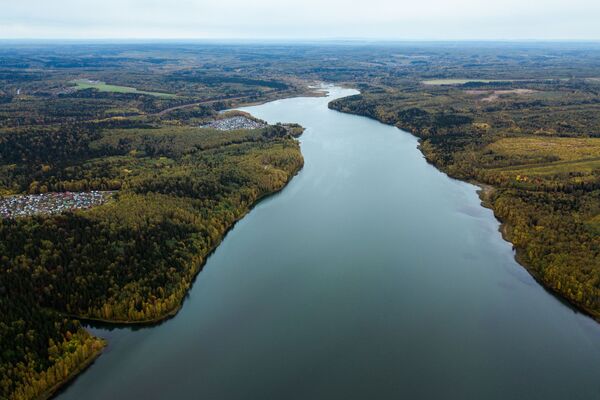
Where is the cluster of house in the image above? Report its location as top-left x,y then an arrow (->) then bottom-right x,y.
202,116 -> 266,131
0,191 -> 114,219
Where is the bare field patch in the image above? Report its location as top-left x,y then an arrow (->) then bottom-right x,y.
465,89 -> 537,102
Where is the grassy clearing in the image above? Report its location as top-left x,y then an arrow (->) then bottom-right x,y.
489,158 -> 600,188
487,137 -> 600,162
485,137 -> 600,185
496,158 -> 600,177
465,89 -> 537,102
72,79 -> 176,98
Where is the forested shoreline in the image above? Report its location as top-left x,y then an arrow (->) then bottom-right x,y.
329,82 -> 600,321
1,103 -> 305,398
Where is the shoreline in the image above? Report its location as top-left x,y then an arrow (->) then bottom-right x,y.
45,132 -> 306,400
39,339 -> 106,400
473,182 -> 600,324
467,178 -> 600,323
71,158 -> 305,328
329,92 -> 600,326
54,88 -> 311,329
67,164 -> 303,328
39,100 -> 307,398
157,82 -> 326,117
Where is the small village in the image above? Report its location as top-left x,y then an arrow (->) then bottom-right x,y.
0,191 -> 114,219
202,116 -> 266,131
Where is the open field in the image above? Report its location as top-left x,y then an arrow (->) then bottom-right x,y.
491,157 -> 600,183
465,89 -> 537,101
73,79 -> 177,98
487,137 -> 600,162
480,137 -> 600,185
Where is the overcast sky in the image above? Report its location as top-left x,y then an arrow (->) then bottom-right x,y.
1,0 -> 599,40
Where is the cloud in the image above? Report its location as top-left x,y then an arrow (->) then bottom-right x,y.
0,0 -> 599,39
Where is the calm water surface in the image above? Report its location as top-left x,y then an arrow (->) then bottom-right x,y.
58,87 -> 600,400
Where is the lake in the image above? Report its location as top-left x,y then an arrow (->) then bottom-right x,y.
57,86 -> 600,400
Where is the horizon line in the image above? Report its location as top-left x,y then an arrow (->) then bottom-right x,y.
1,37 -> 600,44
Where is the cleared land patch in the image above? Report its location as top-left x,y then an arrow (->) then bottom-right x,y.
465,89 -> 537,102
487,137 -> 600,162
72,79 -> 176,98
495,158 -> 600,177
484,137 -> 600,186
